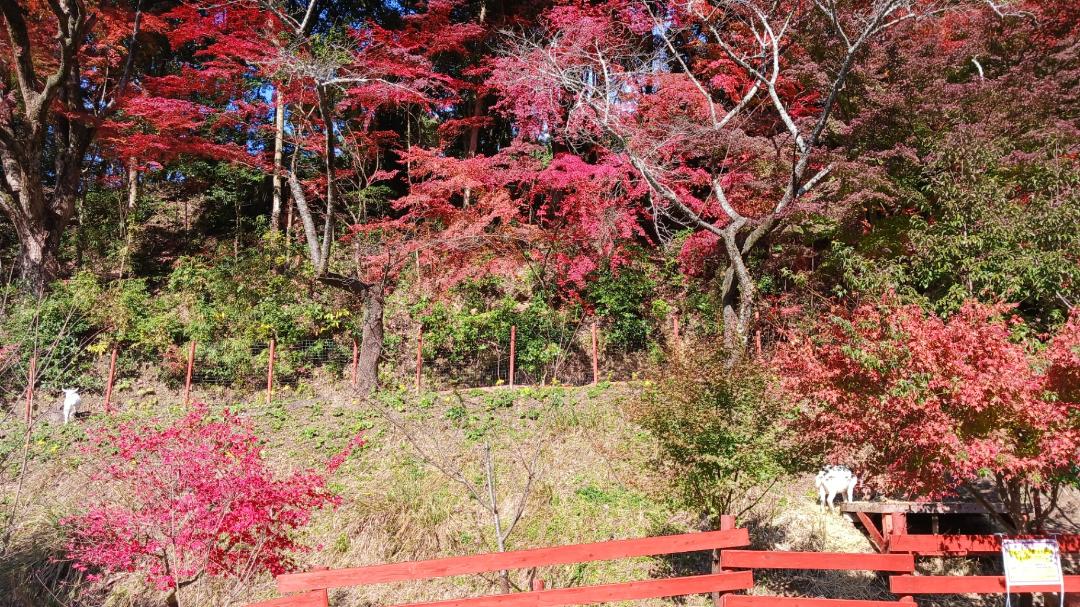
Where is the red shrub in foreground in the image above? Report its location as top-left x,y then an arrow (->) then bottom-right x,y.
776,300 -> 1080,532
63,405 -> 361,604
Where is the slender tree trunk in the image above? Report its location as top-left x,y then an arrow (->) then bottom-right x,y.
120,160 -> 139,279
315,85 -> 335,275
271,89 -> 285,232
356,289 -> 384,395
484,444 -> 512,594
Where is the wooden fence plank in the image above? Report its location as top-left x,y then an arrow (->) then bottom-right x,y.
246,590 -> 329,607
278,529 -> 749,593
387,571 -> 754,607
890,575 -> 1080,594
888,535 -> 1080,556
719,550 -> 914,572
724,596 -> 906,607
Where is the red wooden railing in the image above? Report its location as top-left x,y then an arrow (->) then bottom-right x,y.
717,549 -> 914,607
887,533 -> 1080,599
720,550 -> 914,572
246,528 -> 751,607
724,598 -> 905,607
891,575 -> 1080,594
887,533 -> 1080,556
247,527 -> 1080,607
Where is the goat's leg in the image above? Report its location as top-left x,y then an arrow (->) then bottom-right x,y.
846,480 -> 856,504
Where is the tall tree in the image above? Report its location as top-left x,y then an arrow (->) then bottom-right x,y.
0,1 -> 115,292
491,0 -> 962,357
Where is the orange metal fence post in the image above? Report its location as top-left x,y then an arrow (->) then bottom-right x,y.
183,341 -> 196,405
350,338 -> 359,388
673,316 -> 680,349
415,325 -> 423,393
509,325 -> 516,388
591,323 -> 599,385
266,338 -> 276,405
25,354 -> 36,424
104,347 -> 118,413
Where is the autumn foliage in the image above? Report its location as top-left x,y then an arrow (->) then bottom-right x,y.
63,405 -> 359,602
776,300 -> 1080,531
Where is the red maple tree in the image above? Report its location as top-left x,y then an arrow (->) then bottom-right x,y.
775,299 -> 1080,531
63,405 -> 361,607
488,0 -> 960,355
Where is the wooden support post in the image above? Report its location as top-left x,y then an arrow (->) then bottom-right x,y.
351,338 -> 359,388
266,339 -> 276,405
888,512 -> 907,551
854,511 -> 886,553
183,341 -> 196,405
104,347 -> 118,413
532,579 -> 546,592
590,323 -> 599,385
25,354 -> 36,424
509,325 -> 516,388
890,512 -> 907,535
311,567 -> 329,607
713,515 -> 737,607
415,325 -> 423,393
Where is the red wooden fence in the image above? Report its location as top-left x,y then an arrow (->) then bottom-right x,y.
887,533 -> 1079,599
245,526 -> 1080,607
891,575 -> 1080,594
719,550 -> 914,572
724,597 -> 904,607
388,572 -> 754,607
888,533 -> 1080,556
248,528 -> 750,607
276,529 -> 748,593
717,549 -> 913,607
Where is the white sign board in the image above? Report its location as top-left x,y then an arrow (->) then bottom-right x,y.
1001,538 -> 1063,587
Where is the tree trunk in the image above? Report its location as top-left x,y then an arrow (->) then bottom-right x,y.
15,226 -> 55,296
356,289 -> 384,395
119,160 -> 139,279
271,89 -> 285,232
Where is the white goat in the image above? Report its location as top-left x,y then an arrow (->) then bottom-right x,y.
815,465 -> 857,511
62,388 -> 81,424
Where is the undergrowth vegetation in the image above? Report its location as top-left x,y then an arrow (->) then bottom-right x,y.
0,249 -> 686,396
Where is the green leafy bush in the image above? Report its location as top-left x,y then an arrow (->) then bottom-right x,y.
584,267 -> 654,350
627,352 -> 794,524
416,279 -> 580,382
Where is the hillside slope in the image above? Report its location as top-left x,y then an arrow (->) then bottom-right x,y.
1,380 -> 881,607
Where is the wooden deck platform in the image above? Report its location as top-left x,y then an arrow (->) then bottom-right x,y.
841,501 -> 1010,553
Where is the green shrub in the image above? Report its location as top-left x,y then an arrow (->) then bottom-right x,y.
584,267 -> 653,350
416,278 -> 580,381
628,353 -> 793,525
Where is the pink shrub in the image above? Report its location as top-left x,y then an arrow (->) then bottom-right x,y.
63,405 -> 360,603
